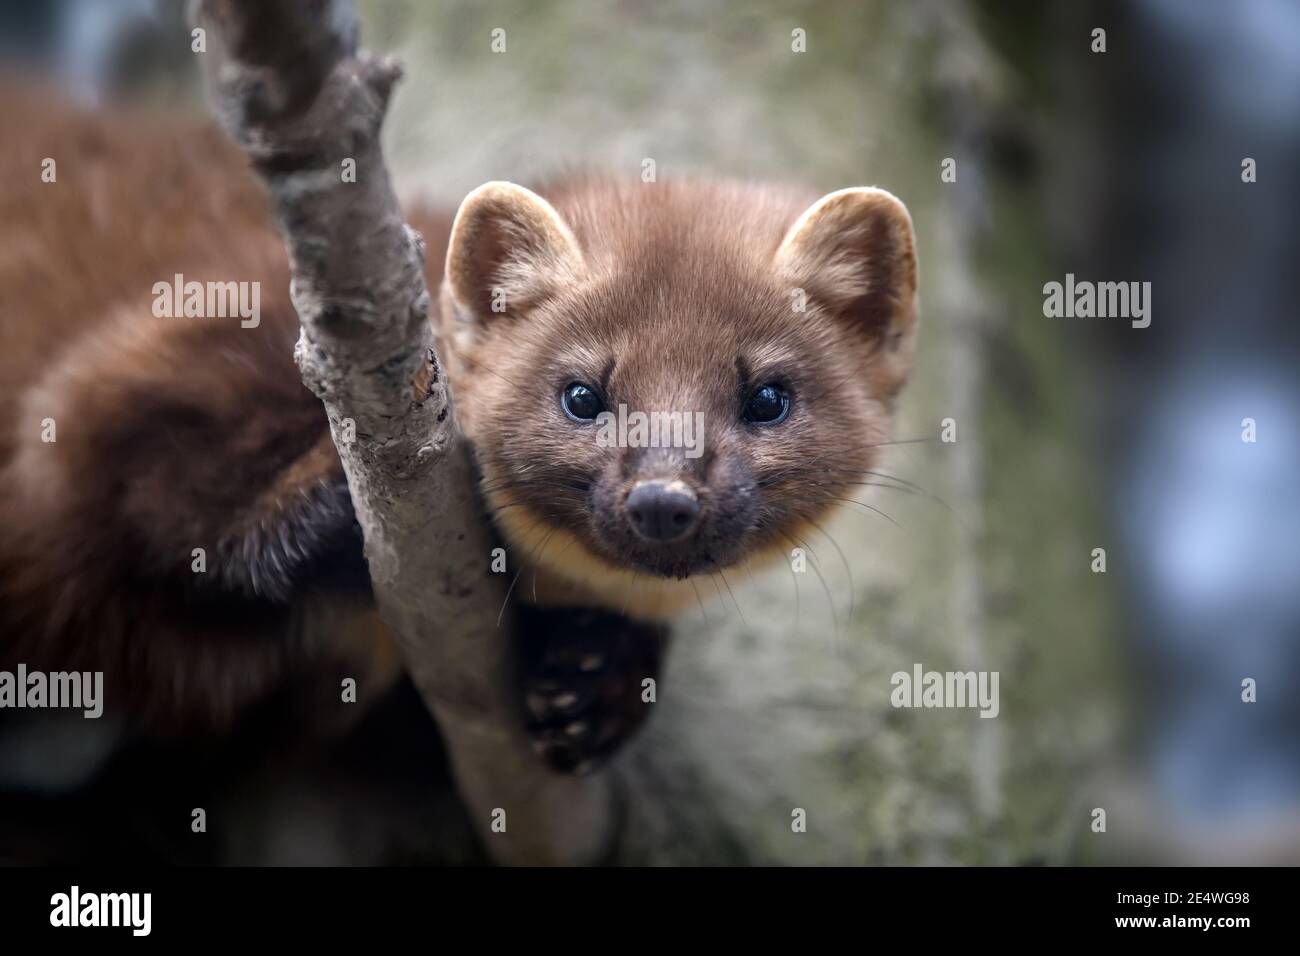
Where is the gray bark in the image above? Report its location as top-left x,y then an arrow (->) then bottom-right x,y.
193,0 -> 612,865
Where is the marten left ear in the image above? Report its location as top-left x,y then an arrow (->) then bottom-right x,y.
774,187 -> 919,389
445,181 -> 585,323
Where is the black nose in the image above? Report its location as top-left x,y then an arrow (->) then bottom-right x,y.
626,480 -> 700,542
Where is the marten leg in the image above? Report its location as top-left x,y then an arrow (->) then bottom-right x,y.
516,605 -> 668,775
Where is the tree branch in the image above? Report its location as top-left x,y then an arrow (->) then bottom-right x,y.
194,0 -> 613,865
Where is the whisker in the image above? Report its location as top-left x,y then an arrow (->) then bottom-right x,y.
800,514 -> 855,628
821,495 -> 902,530
496,567 -> 524,629
534,528 -> 577,604
716,566 -> 746,626
479,476 -> 590,497
493,511 -> 557,628
689,577 -> 710,626
778,527 -> 838,640
441,341 -> 531,394
620,568 -> 642,617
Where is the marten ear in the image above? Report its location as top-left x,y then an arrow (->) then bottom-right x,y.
445,181 -> 585,321
774,187 -> 919,388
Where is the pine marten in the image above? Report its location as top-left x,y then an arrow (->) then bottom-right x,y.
0,86 -> 919,770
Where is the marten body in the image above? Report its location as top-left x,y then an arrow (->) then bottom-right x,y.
0,88 -> 400,728
0,86 -> 918,746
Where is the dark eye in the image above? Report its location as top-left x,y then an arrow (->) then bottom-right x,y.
743,383 -> 790,425
561,382 -> 605,421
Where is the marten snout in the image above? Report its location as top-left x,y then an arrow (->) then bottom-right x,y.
626,479 -> 700,542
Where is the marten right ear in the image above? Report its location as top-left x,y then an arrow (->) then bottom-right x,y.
774,187 -> 919,394
445,181 -> 585,321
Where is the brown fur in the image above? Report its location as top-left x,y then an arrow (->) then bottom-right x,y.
0,85 -> 433,728
0,82 -> 917,727
441,179 -> 918,617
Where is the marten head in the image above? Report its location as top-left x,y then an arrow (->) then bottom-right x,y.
440,178 -> 918,616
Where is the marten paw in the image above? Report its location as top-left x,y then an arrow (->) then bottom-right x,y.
516,605 -> 668,775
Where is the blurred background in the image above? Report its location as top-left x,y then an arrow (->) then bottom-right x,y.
0,0 -> 1296,864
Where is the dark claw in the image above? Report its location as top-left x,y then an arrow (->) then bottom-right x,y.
516,604 -> 669,775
